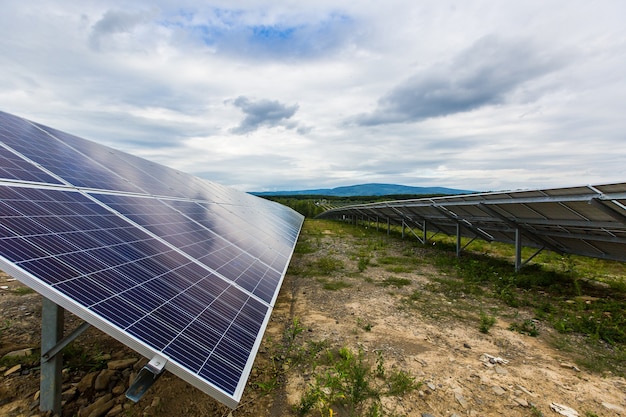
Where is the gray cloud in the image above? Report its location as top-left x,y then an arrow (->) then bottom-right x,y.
230,96 -> 300,134
352,35 -> 569,126
89,9 -> 155,50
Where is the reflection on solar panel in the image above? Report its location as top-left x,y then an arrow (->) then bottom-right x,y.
0,111 -> 304,408
318,183 -> 626,266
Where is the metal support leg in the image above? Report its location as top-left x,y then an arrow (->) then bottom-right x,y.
515,228 -> 523,272
423,221 -> 427,245
401,221 -> 405,239
40,298 -> 64,415
456,223 -> 462,258
387,218 -> 390,235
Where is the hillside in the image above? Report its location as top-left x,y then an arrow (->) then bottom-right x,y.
252,183 -> 475,197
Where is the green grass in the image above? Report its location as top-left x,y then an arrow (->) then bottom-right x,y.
315,256 -> 345,275
294,218 -> 626,377
12,286 -> 35,295
317,278 -> 352,291
0,349 -> 39,368
479,311 -> 497,334
509,319 -> 539,337
377,277 -> 411,288
295,345 -> 420,417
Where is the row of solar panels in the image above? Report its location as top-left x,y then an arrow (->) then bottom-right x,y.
317,182 -> 626,262
0,111 -> 304,408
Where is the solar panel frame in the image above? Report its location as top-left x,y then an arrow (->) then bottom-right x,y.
0,111 -> 304,409
318,183 -> 626,263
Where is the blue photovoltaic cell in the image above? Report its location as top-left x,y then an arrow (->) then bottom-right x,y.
0,113 -> 144,193
0,145 -> 63,184
0,185 -> 271,396
0,111 -> 305,408
92,193 -> 285,303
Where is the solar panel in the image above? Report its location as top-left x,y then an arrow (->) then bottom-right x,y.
0,111 -> 304,408
318,183 -> 626,264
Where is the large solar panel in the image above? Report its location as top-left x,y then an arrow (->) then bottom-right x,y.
0,111 -> 304,408
318,183 -> 626,263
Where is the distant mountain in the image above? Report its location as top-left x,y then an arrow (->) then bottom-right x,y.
251,183 -> 475,197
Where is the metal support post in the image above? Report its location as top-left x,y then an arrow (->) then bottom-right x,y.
387,218 -> 390,235
423,221 -> 427,245
456,223 -> 462,258
40,298 -> 64,415
515,228 -> 523,272
401,221 -> 405,239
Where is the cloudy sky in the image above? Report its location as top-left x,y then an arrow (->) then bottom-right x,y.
1,1 -> 625,192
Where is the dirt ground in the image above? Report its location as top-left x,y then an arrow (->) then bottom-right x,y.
1,221 -> 626,417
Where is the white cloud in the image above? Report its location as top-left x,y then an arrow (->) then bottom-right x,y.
1,0 -> 625,192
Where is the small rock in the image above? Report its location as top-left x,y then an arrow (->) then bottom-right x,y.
601,402 -> 625,413
514,397 -> 529,407
112,384 -> 126,396
105,405 -> 123,416
421,414 -> 435,417
79,393 -> 113,417
559,362 -> 581,372
62,386 -> 78,401
77,371 -> 99,393
87,399 -> 115,417
515,384 -> 538,398
455,392 -> 468,409
107,358 -> 137,371
463,343 -> 471,349
427,382 -> 436,391
494,366 -> 508,375
94,369 -> 116,391
492,386 -> 506,396
4,364 -> 21,376
1,348 -> 33,359
550,402 -> 579,417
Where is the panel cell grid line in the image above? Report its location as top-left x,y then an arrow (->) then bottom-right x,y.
0,111 -> 305,409
92,193 -> 286,303
0,113 -> 144,193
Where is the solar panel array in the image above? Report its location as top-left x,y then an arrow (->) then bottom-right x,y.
0,111 -> 304,408
317,183 -> 626,263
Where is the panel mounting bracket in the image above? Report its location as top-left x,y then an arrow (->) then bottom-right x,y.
126,355 -> 168,402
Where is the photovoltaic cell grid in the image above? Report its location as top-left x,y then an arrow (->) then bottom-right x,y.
0,111 -> 304,408
318,183 -> 626,262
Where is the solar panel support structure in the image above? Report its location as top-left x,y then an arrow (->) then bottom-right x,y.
40,298 -> 64,415
39,299 -> 92,414
514,228 -> 547,272
126,355 -> 167,402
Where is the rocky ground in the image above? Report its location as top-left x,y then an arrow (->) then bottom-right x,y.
1,220 -> 625,416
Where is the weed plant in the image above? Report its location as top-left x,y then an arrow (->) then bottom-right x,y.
509,319 -> 539,337
315,256 -> 345,275
377,277 -> 411,288
62,342 -> 108,372
479,311 -> 497,334
12,286 -> 35,295
317,278 -> 352,291
295,345 -> 420,417
358,256 -> 371,272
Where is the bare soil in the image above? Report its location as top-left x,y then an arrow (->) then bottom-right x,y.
1,221 -> 625,417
